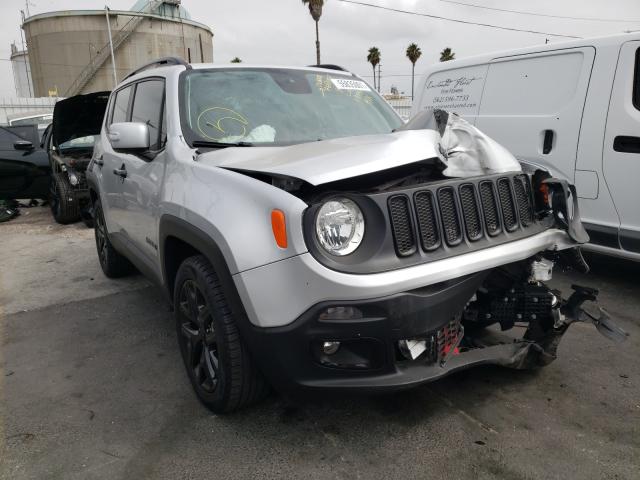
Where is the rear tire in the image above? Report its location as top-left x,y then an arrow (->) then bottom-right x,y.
174,255 -> 269,413
50,173 -> 80,224
93,199 -> 133,278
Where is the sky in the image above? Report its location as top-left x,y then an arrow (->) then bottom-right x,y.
1,0 -> 639,97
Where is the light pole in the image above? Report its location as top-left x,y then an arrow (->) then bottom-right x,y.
105,6 -> 117,88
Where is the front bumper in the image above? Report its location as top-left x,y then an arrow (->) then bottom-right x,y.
233,228 -> 576,328
232,228 -> 581,395
237,271 -> 568,395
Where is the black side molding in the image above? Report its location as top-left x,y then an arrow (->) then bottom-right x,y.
583,222 -> 619,249
620,228 -> 640,253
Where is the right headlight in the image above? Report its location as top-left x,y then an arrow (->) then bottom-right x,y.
315,197 -> 365,256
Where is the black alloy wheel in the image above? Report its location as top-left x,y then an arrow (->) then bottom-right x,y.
177,279 -> 220,394
173,255 -> 269,413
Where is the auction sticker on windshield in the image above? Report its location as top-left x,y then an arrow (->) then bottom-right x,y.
331,78 -> 370,91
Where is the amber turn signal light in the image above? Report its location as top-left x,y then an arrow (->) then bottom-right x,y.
271,209 -> 287,248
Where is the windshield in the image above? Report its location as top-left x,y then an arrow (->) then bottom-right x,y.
180,68 -> 403,146
59,135 -> 95,151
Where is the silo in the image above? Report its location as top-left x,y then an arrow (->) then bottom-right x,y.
22,0 -> 213,97
10,42 -> 34,97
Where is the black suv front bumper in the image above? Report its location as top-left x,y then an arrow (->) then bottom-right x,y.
239,271 -> 574,396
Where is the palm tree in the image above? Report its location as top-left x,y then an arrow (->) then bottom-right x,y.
302,0 -> 325,65
230,57 -> 242,63
367,47 -> 381,91
439,47 -> 455,62
406,43 -> 422,101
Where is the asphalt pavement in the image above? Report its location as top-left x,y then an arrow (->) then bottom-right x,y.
1,207 -> 638,479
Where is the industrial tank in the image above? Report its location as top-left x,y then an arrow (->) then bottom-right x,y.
22,0 -> 213,97
10,43 -> 34,97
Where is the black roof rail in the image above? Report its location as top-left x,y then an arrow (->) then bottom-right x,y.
308,64 -> 349,72
125,57 -> 191,80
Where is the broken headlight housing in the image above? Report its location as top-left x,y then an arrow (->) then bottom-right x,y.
315,197 -> 365,256
67,171 -> 79,186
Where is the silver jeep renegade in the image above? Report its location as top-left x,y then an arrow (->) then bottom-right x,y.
86,58 -> 626,413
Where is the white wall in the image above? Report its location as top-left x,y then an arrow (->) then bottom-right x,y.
0,97 -> 61,125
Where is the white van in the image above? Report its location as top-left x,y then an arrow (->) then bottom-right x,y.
413,32 -> 640,261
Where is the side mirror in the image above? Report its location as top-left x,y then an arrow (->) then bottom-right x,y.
14,140 -> 34,151
108,122 -> 150,151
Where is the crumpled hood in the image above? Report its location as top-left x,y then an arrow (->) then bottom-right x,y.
197,112 -> 522,186
52,91 -> 110,148
198,130 -> 442,186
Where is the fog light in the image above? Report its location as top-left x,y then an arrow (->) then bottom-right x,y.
68,172 -> 79,186
322,341 -> 341,355
318,306 -> 363,322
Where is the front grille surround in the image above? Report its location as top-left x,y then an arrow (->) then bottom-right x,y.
387,173 -> 538,258
303,172 -> 549,275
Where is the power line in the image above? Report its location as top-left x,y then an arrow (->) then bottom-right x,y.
432,0 -> 640,24
337,0 -> 582,38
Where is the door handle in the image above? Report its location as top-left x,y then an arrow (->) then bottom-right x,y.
613,136 -> 640,154
113,165 -> 127,178
93,155 -> 104,167
543,130 -> 554,154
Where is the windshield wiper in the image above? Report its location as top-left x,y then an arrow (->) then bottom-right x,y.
192,140 -> 254,149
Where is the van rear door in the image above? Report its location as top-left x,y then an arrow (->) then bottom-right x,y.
603,41 -> 640,253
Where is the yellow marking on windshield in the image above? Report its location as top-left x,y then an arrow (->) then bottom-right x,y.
196,107 -> 249,141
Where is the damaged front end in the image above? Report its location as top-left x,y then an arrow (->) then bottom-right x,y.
411,258 -> 629,378
227,109 -> 628,394
381,111 -> 628,377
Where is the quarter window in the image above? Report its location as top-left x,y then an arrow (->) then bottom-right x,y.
131,80 -> 165,150
111,86 -> 132,124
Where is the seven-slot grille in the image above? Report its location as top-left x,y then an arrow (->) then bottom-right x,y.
388,174 -> 534,257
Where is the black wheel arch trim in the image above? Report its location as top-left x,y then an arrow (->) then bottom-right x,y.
158,214 -> 248,324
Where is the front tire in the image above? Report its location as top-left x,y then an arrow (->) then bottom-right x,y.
93,200 -> 133,278
50,173 -> 80,224
174,255 -> 268,413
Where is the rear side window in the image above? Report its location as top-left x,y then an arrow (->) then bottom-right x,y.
131,80 -> 165,150
111,86 -> 132,124
633,48 -> 640,110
